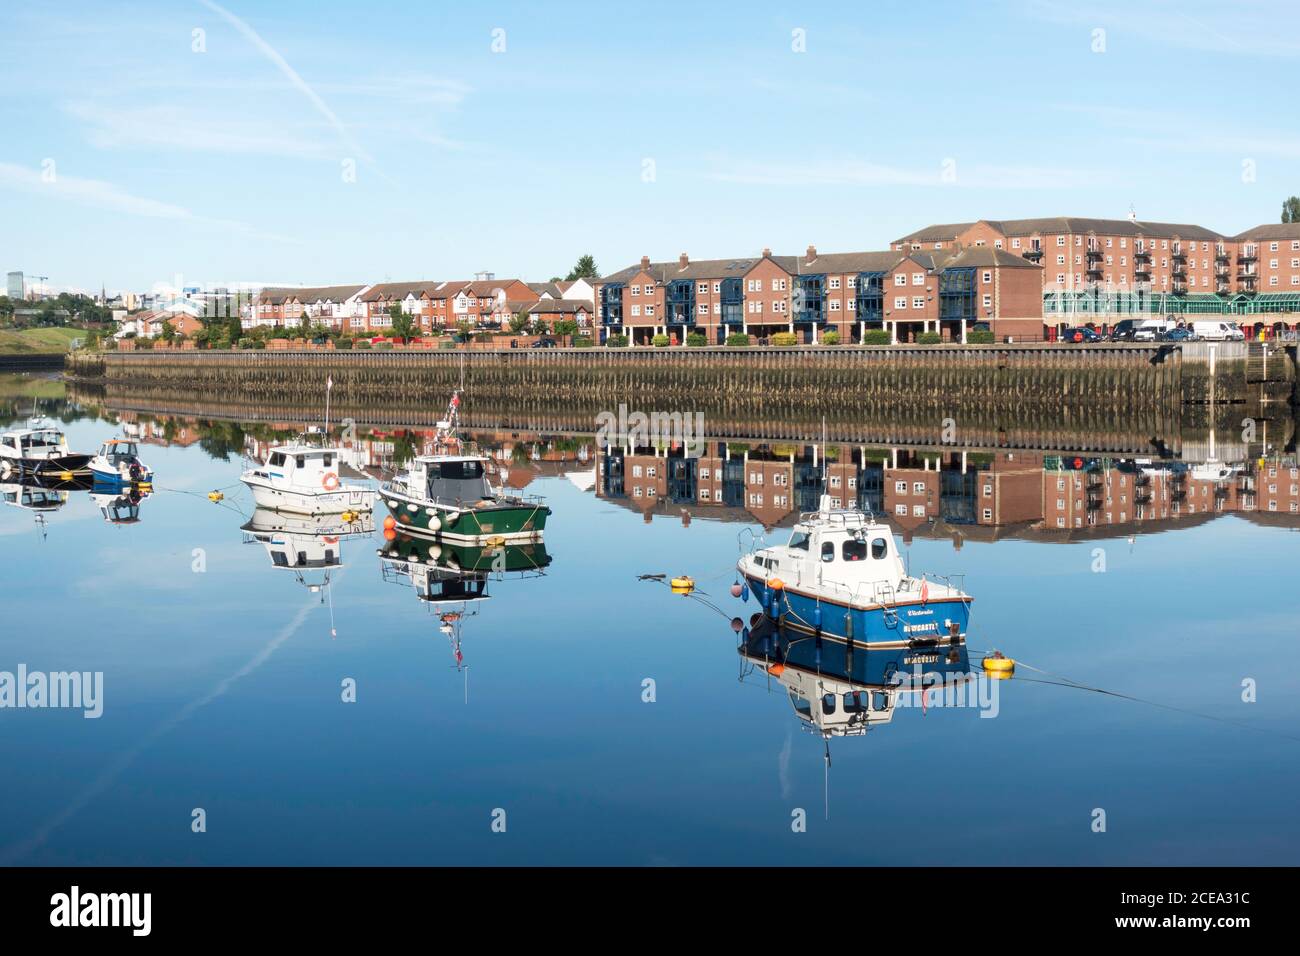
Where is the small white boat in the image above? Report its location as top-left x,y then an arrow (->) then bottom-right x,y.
88,438 -> 153,485
242,507 -> 374,590
0,425 -> 92,477
240,443 -> 375,516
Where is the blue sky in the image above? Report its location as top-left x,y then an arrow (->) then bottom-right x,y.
2,0 -> 1300,293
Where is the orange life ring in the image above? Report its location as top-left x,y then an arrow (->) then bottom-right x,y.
321,472 -> 341,491
323,535 -> 340,545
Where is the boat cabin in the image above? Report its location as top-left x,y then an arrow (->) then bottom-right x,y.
785,672 -> 898,737
1,428 -> 68,461
249,445 -> 345,489
749,506 -> 908,603
97,439 -> 143,467
406,455 -> 495,506
1,482 -> 67,512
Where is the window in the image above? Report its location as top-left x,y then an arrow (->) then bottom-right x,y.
829,277 -> 840,289
913,481 -> 925,493
788,531 -> 810,551
912,273 -> 924,285
698,283 -> 707,294
630,305 -> 641,317
982,271 -> 991,283
896,274 -> 907,286
645,305 -> 655,315
821,542 -> 835,562
841,539 -> 866,561
895,296 -> 907,309
643,284 -> 653,295
982,294 -> 992,308
895,480 -> 907,493
912,296 -> 924,309
894,503 -> 907,515
630,285 -> 639,296
870,537 -> 888,559
912,504 -> 925,516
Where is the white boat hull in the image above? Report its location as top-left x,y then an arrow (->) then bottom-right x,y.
243,478 -> 374,516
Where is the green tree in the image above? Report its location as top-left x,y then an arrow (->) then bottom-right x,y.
509,309 -> 531,334
387,303 -> 415,340
1283,196 -> 1300,223
565,254 -> 599,281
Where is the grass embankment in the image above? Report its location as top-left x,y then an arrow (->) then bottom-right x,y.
0,327 -> 84,353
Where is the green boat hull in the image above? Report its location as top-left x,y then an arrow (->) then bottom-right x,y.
382,487 -> 549,540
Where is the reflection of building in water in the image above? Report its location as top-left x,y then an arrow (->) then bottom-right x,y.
597,439 -> 1300,539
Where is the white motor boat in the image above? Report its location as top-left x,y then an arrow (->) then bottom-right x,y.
240,443 -> 375,516
0,425 -> 92,478
88,438 -> 153,486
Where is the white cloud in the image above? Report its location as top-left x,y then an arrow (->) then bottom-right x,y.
63,100 -> 334,160
0,161 -> 298,242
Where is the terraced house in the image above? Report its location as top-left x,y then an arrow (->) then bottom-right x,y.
594,244 -> 1044,344
894,215 -> 1300,330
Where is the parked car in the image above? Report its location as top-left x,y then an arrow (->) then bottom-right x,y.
1132,319 -> 1175,342
531,337 -> 557,349
1061,326 -> 1102,343
1191,320 -> 1245,341
1163,326 -> 1195,341
1108,319 -> 1139,342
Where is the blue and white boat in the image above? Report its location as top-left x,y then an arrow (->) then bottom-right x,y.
736,494 -> 971,648
88,438 -> 153,486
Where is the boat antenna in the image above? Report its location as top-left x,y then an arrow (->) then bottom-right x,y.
823,736 -> 831,821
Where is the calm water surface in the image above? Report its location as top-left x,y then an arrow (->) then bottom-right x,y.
1,379 -> 1298,865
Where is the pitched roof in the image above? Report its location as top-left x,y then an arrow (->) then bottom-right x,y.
790,250 -> 907,275
941,246 -> 1043,270
1232,222 -> 1300,241
527,298 -> 592,315
257,284 -> 367,304
899,217 -> 1226,244
361,281 -> 441,301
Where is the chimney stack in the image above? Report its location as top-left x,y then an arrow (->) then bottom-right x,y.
679,252 -> 689,269
761,247 -> 772,258
806,244 -> 817,261
640,255 -> 650,272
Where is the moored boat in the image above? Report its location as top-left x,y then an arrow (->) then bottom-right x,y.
736,494 -> 972,648
88,438 -> 153,486
0,425 -> 92,478
380,391 -> 549,541
240,443 -> 375,516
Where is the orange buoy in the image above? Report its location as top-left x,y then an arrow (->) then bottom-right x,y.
768,577 -> 785,590
383,515 -> 396,531
767,663 -> 785,676
383,527 -> 397,541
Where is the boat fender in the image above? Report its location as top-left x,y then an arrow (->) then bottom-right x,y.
321,472 -> 341,491
445,510 -> 460,526
670,575 -> 694,595
844,612 -> 854,640
383,516 -> 396,531
730,581 -> 743,598
740,582 -> 750,603
427,516 -> 442,532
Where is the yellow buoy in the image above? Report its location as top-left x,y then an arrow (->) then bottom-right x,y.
341,510 -> 358,522
768,577 -> 785,591
208,491 -> 224,503
982,652 -> 1015,678
484,535 -> 507,547
59,471 -> 74,482
670,575 -> 695,595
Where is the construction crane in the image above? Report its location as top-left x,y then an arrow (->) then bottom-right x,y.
29,274 -> 49,300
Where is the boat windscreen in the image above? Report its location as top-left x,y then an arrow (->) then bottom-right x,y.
425,460 -> 491,504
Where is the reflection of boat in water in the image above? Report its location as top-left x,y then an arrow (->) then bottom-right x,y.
379,533 -> 551,676
241,507 -> 375,591
88,438 -> 153,486
738,494 -> 971,644
89,483 -> 152,524
0,425 -> 92,478
1,474 -> 84,513
240,444 -> 375,516
739,616 -> 972,738
380,391 -> 550,541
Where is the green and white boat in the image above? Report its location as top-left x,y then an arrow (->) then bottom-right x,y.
380,391 -> 550,542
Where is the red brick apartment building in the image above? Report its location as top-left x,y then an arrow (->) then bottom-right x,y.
894,216 -> 1300,329
594,245 -> 1044,345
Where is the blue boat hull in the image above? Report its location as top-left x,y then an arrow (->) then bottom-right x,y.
741,572 -> 970,646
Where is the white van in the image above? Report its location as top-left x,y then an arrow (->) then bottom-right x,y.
1132,318 -> 1174,341
1191,320 -> 1244,341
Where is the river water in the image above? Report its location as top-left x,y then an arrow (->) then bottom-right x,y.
1,373 -> 1298,865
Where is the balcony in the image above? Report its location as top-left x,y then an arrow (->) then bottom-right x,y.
1086,247 -> 1104,261
1215,251 -> 1230,264
1238,251 -> 1258,264
1134,268 -> 1152,281
1086,267 -> 1104,279
1171,250 -> 1187,262
1134,249 -> 1152,262
1022,248 -> 1044,262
